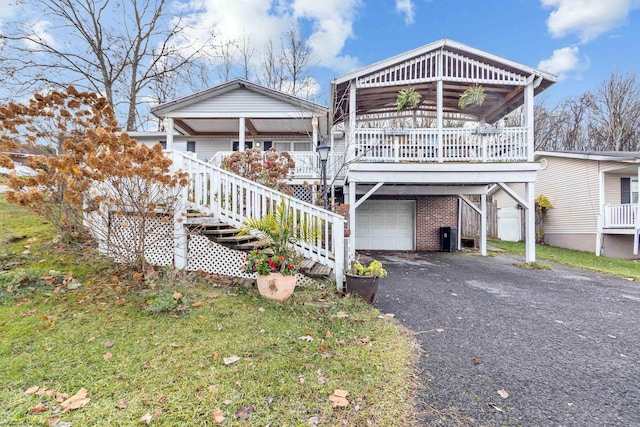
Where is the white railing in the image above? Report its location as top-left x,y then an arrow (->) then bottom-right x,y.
353,127 -> 529,162
169,150 -> 346,283
604,203 -> 638,228
210,151 -> 347,180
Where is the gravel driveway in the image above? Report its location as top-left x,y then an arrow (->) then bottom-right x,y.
371,251 -> 640,426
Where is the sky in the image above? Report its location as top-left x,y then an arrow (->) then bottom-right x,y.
1,0 -> 640,110
188,0 -> 640,107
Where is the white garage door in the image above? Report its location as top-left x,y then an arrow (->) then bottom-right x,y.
356,200 -> 415,250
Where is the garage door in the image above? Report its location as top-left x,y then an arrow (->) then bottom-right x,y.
356,200 -> 415,250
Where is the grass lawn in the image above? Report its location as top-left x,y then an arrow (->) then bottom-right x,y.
489,239 -> 640,281
0,196 -> 419,426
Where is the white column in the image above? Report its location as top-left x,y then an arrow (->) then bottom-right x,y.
436,79 -> 443,163
525,181 -> 536,263
480,194 -> 487,256
312,116 -> 319,147
238,117 -> 246,151
348,181 -> 356,261
596,170 -> 605,256
164,117 -> 174,150
347,80 -> 357,164
172,153 -> 188,269
524,81 -> 535,162
635,165 -> 640,255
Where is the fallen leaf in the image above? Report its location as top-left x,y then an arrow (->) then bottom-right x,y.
354,336 -> 371,346
45,417 -> 61,426
497,389 -> 509,399
329,389 -> 349,407
336,311 -> 348,318
25,385 -> 40,395
103,352 -> 112,361
133,272 -> 144,281
35,387 -> 48,396
213,407 -> 225,424
60,387 -> 90,411
139,413 -> 152,424
258,307 -> 265,312
235,405 -> 255,420
213,352 -> 218,361
308,415 -> 320,426
169,343 -> 182,348
223,355 -> 240,365
87,336 -> 95,343
472,357 -> 481,365
104,341 -> 114,348
116,401 -> 128,409
191,301 -> 204,307
436,328 -> 445,333
29,402 -> 47,414
223,399 -> 232,405
172,291 -> 182,300
299,335 -> 314,342
208,384 -> 218,392
325,331 -> 333,338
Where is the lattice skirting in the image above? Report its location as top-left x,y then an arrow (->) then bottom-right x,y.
105,215 -> 316,286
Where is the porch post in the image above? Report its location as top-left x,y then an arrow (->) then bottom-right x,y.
436,52 -> 444,162
348,181 -> 356,261
635,165 -> 640,255
238,117 -> 246,151
347,80 -> 357,164
524,79 -> 534,162
164,117 -> 174,150
525,181 -> 536,263
312,116 -> 319,149
480,194 -> 487,256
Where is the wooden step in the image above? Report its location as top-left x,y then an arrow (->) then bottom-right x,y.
189,222 -> 231,230
307,264 -> 332,278
234,239 -> 271,251
299,259 -> 316,273
216,234 -> 258,243
201,228 -> 242,236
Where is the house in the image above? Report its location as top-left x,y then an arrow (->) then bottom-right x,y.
494,151 -> 640,259
330,38 -> 555,262
129,38 -> 556,281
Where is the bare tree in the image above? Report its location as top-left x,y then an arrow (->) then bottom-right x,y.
259,40 -> 285,91
281,27 -> 315,97
0,0 -> 213,130
216,39 -> 237,82
236,30 -> 256,80
587,72 -> 640,151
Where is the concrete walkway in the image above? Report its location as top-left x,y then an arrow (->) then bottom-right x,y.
372,251 -> 640,426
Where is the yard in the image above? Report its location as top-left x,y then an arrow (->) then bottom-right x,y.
0,195 -> 418,426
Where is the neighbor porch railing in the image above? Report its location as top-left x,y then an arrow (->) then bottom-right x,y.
210,151 -> 346,180
604,203 -> 638,228
353,127 -> 528,162
168,150 -> 346,283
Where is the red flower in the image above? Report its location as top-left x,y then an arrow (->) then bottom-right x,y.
266,161 -> 272,167
287,264 -> 294,269
253,266 -> 257,271
256,249 -> 260,253
279,256 -> 285,261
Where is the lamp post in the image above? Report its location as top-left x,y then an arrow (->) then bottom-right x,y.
316,139 -> 331,209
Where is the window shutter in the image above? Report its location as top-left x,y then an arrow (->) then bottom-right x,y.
621,177 -> 631,204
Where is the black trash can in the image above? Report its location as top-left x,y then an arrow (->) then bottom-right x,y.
439,226 -> 458,252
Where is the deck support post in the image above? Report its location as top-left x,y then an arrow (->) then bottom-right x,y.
480,194 -> 487,256
348,181 -> 356,262
525,181 -> 536,263
524,78 -> 535,162
171,153 -> 188,269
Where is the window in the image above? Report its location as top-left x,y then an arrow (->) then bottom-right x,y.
232,141 -> 253,151
621,177 -> 639,203
159,141 -> 166,149
187,141 -> 196,152
273,141 -> 311,152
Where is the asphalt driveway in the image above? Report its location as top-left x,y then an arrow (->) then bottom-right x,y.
370,251 -> 640,426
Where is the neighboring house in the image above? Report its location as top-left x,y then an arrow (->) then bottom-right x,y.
135,38 -> 556,271
493,151 -> 640,259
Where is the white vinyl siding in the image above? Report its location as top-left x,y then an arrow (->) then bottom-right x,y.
176,88 -> 309,116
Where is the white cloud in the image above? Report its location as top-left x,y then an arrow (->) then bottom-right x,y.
537,46 -> 583,80
541,0 -> 638,42
396,0 -> 415,25
178,0 -> 362,74
24,19 -> 58,51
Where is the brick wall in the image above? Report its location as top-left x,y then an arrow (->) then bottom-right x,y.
367,195 -> 459,251
415,196 -> 458,251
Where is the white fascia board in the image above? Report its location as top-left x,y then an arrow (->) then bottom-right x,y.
348,169 -> 538,185
163,111 -> 316,119
536,151 -> 640,163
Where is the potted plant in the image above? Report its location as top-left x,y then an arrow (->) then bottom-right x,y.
240,199 -> 317,301
345,259 -> 387,304
396,87 -> 421,111
458,84 -> 486,109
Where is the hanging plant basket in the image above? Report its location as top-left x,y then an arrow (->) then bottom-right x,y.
458,84 -> 486,109
396,87 -> 421,111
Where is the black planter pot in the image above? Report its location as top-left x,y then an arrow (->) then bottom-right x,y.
345,273 -> 380,304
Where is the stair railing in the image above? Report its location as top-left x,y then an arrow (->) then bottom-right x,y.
167,150 -> 346,284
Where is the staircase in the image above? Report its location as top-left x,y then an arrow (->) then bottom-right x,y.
184,214 -> 334,279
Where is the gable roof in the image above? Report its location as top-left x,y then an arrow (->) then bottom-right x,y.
330,38 -> 557,125
151,78 -> 328,117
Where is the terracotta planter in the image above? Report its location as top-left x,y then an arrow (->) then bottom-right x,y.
345,273 -> 380,304
256,273 -> 296,301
